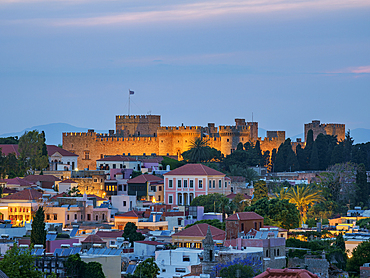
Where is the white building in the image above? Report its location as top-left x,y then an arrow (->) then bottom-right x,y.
96,155 -> 141,171
155,248 -> 202,278
47,145 -> 78,171
110,195 -> 137,213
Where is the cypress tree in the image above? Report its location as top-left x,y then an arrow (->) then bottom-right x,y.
310,142 -> 320,170
355,163 -> 369,206
30,206 -> 46,247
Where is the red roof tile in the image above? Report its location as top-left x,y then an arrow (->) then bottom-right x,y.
97,155 -> 138,162
254,268 -> 318,278
1,188 -> 42,201
173,223 -> 225,239
226,212 -> 264,221
127,174 -> 163,184
87,194 -> 107,201
96,231 -> 123,238
164,164 -> 225,176
0,177 -> 34,187
47,145 -> 78,157
82,234 -> 105,243
24,175 -> 61,182
0,144 -> 20,156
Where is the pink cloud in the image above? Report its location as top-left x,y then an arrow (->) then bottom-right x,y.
350,66 -> 370,73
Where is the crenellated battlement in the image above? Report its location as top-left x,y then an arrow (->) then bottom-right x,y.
116,115 -> 160,120
219,125 -> 251,132
63,132 -> 95,137
158,126 -> 203,131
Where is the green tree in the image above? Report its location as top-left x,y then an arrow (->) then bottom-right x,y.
84,262 -> 105,278
123,222 -> 144,245
286,184 -> 325,225
65,254 -> 105,278
0,243 -> 43,278
30,206 -> 46,247
347,240 -> 370,275
0,136 -> 19,144
134,258 -> 160,278
18,130 -> 49,172
246,197 -> 300,229
182,138 -> 221,163
355,163 -> 369,206
309,142 -> 320,170
252,180 -> 268,203
190,193 -> 226,213
217,196 -> 235,222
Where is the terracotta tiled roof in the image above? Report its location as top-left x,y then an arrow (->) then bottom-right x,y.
1,188 -> 42,201
0,177 -> 34,187
115,210 -> 143,218
24,175 -> 61,182
127,174 -> 163,184
59,179 -> 77,184
135,241 -> 163,245
226,212 -> 264,221
50,192 -> 70,200
96,231 -> 123,238
87,194 -> 107,201
82,234 -> 105,243
0,144 -> 20,156
3,188 -> 18,194
97,155 -> 138,162
172,223 -> 225,239
254,268 -> 319,278
226,193 -> 252,200
47,145 -> 78,157
164,164 -> 225,176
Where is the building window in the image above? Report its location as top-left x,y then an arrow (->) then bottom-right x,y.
124,185 -> 127,191
175,268 -> 186,273
67,215 -> 69,220
47,214 -> 50,220
183,256 -> 190,262
227,139 -> 229,142
162,269 -> 166,273
94,179 -> 97,182
120,164 -> 123,168
255,222 -> 257,230
169,180 -> 173,188
259,222 -> 262,228
225,182 -> 227,188
102,214 -> 105,220
190,180 -> 194,188
266,250 -> 269,257
123,201 -> 127,207
74,214 -> 77,220
54,214 -> 57,220
213,180 -> 215,188
178,195 -> 182,205
118,185 -> 122,191
184,180 -> 188,188
113,164 -> 116,169
169,195 -> 173,204
159,186 -> 162,191
219,180 -> 221,188
84,151 -> 90,160
178,180 -> 181,188
199,180 -> 203,188
87,214 -> 91,221
241,223 -> 244,231
158,196 -> 161,201
209,180 -> 211,188
96,215 -> 99,221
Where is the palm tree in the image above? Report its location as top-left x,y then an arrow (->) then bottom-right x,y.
217,196 -> 233,222
182,137 -> 212,163
271,187 -> 290,200
286,184 -> 325,226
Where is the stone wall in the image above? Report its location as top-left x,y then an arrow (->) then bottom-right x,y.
304,120 -> 345,142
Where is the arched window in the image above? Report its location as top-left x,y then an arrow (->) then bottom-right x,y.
96,215 -> 99,221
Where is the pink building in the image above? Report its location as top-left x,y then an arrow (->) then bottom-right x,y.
163,164 -> 231,206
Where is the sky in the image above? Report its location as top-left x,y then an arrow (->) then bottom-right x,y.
0,0 -> 369,139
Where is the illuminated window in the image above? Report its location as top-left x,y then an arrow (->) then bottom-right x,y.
199,180 -> 203,188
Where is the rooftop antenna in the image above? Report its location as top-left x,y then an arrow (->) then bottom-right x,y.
128,89 -> 134,115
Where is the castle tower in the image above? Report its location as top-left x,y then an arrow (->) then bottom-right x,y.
115,115 -> 161,137
304,120 -> 345,142
202,226 -> 217,274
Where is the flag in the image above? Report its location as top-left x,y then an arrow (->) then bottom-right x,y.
129,90 -> 134,95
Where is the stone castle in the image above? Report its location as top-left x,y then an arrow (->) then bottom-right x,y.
63,115 -> 287,170
62,116 -> 345,170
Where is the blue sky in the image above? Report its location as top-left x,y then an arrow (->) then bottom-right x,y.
1,0 -> 369,139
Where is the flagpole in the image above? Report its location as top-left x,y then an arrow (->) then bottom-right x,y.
128,89 -> 130,115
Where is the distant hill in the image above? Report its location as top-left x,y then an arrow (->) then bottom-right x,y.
0,123 -> 107,146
